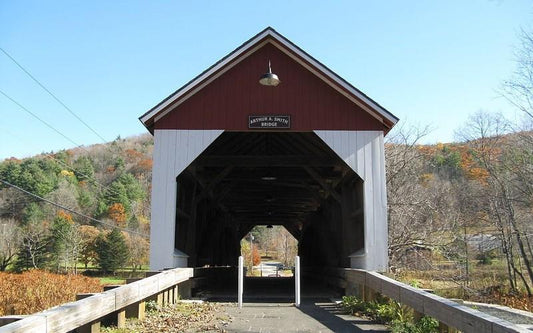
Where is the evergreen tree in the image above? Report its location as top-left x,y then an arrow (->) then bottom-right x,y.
103,174 -> 145,218
104,181 -> 130,212
48,213 -> 80,272
117,174 -> 145,201
95,229 -> 129,273
73,156 -> 95,182
0,160 -> 22,186
78,187 -> 97,215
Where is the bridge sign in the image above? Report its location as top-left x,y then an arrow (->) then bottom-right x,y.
249,115 -> 291,129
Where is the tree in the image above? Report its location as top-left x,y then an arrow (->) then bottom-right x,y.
14,222 -> 50,271
17,159 -> 57,197
46,179 -> 80,212
103,174 -> 145,221
79,225 -> 100,269
0,187 -> 28,221
48,211 -> 82,273
456,111 -> 533,295
240,238 -> 260,271
73,156 -> 95,182
273,227 -> 298,266
0,159 -> 22,186
385,124 -> 454,270
77,187 -> 96,216
95,229 -> 129,273
0,218 -> 20,271
502,29 -> 533,119
108,203 -> 127,227
123,233 -> 149,271
104,181 -> 129,212
13,203 -> 51,271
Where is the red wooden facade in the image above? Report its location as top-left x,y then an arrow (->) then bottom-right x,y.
156,43 -> 384,132
141,28 -> 397,134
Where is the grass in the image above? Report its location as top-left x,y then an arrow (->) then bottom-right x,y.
99,276 -> 126,285
392,260 -> 533,311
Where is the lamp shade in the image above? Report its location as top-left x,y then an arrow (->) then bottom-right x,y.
259,61 -> 280,86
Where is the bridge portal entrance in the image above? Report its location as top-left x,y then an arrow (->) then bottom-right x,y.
174,131 -> 364,270
139,28 -> 397,273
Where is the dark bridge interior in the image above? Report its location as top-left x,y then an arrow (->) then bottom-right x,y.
175,132 -> 364,268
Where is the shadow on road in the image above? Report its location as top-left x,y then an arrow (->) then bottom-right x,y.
297,301 -> 390,333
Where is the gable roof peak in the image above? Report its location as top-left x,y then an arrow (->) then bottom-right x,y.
139,27 -> 398,132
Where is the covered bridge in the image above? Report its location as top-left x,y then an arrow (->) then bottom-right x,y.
139,27 -> 398,272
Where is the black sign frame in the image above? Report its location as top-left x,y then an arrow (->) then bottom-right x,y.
248,115 -> 291,129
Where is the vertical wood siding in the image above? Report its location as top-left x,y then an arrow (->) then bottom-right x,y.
314,130 -> 388,271
154,43 -> 387,132
150,129 -> 223,270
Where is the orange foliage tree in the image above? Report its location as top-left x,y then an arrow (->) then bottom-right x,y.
124,149 -> 144,162
57,210 -> 73,223
79,225 -> 100,269
108,203 -> 127,227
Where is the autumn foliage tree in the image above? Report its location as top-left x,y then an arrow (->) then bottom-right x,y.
108,203 -> 127,227
457,111 -> 533,295
79,225 -> 100,269
123,233 -> 149,271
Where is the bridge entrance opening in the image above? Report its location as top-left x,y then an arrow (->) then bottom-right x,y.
241,225 -> 298,277
174,131 -> 364,276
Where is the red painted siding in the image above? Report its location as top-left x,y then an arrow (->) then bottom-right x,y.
155,42 -> 387,132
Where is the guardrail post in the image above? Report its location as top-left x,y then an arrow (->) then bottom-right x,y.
295,256 -> 301,307
76,293 -> 101,333
169,287 -> 175,304
238,256 -> 244,308
173,284 -> 180,302
178,280 -> 192,299
163,288 -> 169,305
102,285 -> 126,328
117,309 -> 126,328
363,285 -> 376,302
125,301 -> 146,321
124,278 -> 146,320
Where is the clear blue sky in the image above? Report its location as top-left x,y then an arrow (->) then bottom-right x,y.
1,1 -> 531,160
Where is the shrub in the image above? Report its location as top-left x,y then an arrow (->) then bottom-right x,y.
391,316 -> 439,333
342,295 -> 439,333
341,295 -> 370,314
0,270 -> 102,315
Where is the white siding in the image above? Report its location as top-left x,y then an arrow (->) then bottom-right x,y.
314,130 -> 388,271
150,129 -> 223,270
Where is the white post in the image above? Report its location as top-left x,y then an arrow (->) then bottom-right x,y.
295,256 -> 300,307
249,234 -> 254,275
238,256 -> 243,308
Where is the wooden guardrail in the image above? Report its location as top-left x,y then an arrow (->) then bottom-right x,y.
304,267 -> 529,333
0,268 -> 193,333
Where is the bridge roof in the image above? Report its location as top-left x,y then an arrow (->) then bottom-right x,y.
139,27 -> 398,133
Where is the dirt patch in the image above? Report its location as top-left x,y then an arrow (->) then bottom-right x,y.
103,301 -> 234,333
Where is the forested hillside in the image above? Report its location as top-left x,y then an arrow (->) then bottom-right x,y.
0,134 -> 154,272
387,113 -> 532,299
0,112 -> 532,302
